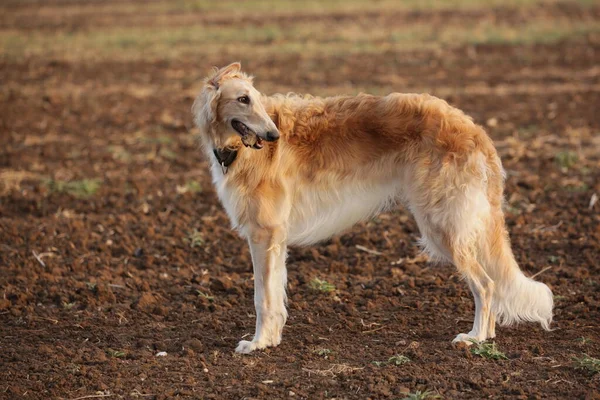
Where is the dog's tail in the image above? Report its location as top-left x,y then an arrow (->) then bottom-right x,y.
482,231 -> 553,329
480,154 -> 553,330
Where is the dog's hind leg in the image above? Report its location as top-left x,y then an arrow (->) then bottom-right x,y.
418,220 -> 494,343
411,147 -> 552,344
408,151 -> 497,344
451,251 -> 494,343
236,225 -> 288,354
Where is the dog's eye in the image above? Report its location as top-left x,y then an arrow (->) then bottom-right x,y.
237,95 -> 250,105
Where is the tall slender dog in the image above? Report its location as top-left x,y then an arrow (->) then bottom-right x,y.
192,62 -> 553,354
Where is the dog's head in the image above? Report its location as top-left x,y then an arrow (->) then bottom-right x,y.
192,62 -> 279,150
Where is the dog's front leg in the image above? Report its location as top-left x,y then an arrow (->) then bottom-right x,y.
236,225 -> 288,354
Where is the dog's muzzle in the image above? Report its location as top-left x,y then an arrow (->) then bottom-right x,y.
232,120 -> 279,149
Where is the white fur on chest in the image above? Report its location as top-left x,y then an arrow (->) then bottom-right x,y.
211,164 -> 245,232
211,159 -> 403,246
286,177 -> 401,246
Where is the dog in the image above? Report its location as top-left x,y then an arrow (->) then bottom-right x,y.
192,62 -> 553,354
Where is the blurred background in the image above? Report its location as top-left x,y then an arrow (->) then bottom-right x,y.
1,1 -> 599,399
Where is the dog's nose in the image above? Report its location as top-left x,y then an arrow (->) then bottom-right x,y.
265,130 -> 280,142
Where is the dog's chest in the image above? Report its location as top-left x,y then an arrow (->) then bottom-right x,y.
212,163 -> 402,246
211,167 -> 247,232
286,178 -> 401,246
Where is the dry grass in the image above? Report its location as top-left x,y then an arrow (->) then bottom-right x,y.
0,170 -> 42,194
2,7 -> 597,61
3,0 -> 584,17
302,363 -> 363,377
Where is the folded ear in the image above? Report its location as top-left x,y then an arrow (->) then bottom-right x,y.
192,84 -> 221,135
208,62 -> 242,88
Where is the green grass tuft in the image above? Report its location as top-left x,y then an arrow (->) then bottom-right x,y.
44,178 -> 101,198
401,390 -> 441,400
309,278 -> 335,293
554,151 -> 578,170
573,354 -> 600,374
197,290 -> 214,301
576,337 -> 592,345
388,354 -> 411,365
185,180 -> 202,194
373,354 -> 411,366
106,349 -> 126,358
185,229 -> 204,248
313,348 -> 333,358
470,341 -> 508,360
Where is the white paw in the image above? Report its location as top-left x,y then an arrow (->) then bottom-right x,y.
452,333 -> 481,345
235,339 -> 262,354
235,333 -> 281,354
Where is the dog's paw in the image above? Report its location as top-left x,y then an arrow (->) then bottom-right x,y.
235,334 -> 281,354
452,333 -> 480,345
235,339 -> 265,354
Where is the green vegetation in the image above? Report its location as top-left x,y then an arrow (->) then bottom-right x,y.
470,341 -> 508,360
185,229 -> 204,248
555,151 -> 579,170
401,390 -> 441,400
313,348 -> 333,358
573,354 -> 600,374
44,179 -> 101,198
309,278 -> 336,293
2,2 -> 597,61
184,180 -> 202,194
106,349 -> 127,358
388,354 -> 411,365
373,354 -> 411,366
576,337 -> 592,345
197,290 -> 214,301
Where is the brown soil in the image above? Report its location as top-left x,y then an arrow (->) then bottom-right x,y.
1,1 -> 599,399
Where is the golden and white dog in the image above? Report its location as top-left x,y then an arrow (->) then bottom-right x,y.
192,62 -> 553,354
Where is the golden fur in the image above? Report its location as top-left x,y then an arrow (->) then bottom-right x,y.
192,62 -> 553,354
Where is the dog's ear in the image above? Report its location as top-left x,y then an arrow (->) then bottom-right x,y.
208,62 -> 242,89
192,84 -> 221,136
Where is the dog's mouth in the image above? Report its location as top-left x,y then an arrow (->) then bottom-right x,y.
232,119 -> 264,149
